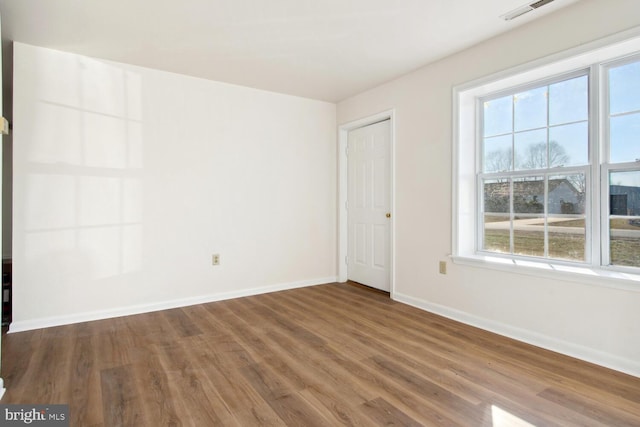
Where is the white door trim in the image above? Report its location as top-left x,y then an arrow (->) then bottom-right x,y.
338,109 -> 396,296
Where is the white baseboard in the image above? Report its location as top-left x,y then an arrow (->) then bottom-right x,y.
393,292 -> 640,378
8,276 -> 337,333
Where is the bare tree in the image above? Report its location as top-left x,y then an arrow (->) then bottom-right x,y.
484,148 -> 512,172
520,140 -> 569,169
486,141 -> 570,172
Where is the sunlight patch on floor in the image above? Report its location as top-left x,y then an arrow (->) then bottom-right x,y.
492,405 -> 537,427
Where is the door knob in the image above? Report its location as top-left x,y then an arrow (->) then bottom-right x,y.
386,213 -> 391,218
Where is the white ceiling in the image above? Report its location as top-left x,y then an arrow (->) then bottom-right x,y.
0,0 -> 579,102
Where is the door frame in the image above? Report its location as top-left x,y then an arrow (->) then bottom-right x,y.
338,109 -> 396,296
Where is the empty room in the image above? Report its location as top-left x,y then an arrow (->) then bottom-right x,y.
0,0 -> 639,425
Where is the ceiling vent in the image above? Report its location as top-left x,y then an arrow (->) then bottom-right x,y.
501,0 -> 556,21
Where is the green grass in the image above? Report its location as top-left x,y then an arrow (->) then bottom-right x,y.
484,230 -> 511,253
484,230 -> 585,261
484,229 -> 640,265
610,237 -> 640,266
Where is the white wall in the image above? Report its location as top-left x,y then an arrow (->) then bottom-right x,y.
12,43 -> 337,330
338,0 -> 640,376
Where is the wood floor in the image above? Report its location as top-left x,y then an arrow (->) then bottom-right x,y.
2,282 -> 640,426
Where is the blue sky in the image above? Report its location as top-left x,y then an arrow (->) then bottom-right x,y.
483,60 -> 640,186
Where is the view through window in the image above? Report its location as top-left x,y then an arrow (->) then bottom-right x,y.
607,59 -> 640,267
476,55 -> 640,269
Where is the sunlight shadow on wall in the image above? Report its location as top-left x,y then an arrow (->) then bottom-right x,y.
22,51 -> 143,297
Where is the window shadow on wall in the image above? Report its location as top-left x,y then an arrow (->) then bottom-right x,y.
19,52 -> 144,306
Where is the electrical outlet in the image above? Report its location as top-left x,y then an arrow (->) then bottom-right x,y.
212,254 -> 220,266
439,261 -> 447,275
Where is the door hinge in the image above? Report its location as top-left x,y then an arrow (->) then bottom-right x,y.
345,200 -> 348,210
345,256 -> 349,265
345,144 -> 349,156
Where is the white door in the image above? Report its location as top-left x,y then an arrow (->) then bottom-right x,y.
347,119 -> 391,291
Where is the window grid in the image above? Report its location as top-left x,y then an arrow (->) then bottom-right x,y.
601,54 -> 640,269
478,71 -> 591,265
454,33 -> 640,282
478,168 -> 590,264
477,54 -> 640,270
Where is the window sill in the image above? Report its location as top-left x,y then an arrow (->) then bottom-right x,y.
451,254 -> 640,292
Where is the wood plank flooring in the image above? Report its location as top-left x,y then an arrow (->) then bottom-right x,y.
2,282 -> 639,426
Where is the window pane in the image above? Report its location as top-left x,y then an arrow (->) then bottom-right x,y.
609,170 -> 640,267
549,75 -> 588,125
609,60 -> 640,115
513,178 -> 545,256
483,135 -> 512,172
483,214 -> 510,253
549,223 -> 585,261
548,174 -> 586,262
484,179 -> 510,213
610,112 -> 640,163
549,122 -> 588,167
610,171 -> 640,215
514,215 -> 545,257
483,179 -> 511,254
514,129 -> 547,170
483,95 -> 512,137
514,86 -> 547,132
610,218 -> 640,267
513,177 -> 544,214
548,175 -> 585,215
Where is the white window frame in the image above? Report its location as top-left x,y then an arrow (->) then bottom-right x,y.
601,53 -> 640,271
452,28 -> 640,290
476,69 -> 592,264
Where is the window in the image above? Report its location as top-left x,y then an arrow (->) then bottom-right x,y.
454,33 -> 640,283
605,58 -> 640,268
480,73 -> 589,262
